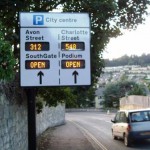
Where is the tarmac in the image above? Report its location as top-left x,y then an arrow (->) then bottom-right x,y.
37,120 -> 96,150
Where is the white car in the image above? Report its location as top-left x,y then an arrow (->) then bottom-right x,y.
111,108 -> 150,146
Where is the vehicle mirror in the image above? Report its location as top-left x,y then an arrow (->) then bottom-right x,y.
111,119 -> 116,123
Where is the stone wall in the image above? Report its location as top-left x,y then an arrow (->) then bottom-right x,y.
36,104 -> 65,136
0,92 -> 28,150
0,86 -> 65,150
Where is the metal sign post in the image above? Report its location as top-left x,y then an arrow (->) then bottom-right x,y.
19,12 -> 91,150
26,88 -> 36,150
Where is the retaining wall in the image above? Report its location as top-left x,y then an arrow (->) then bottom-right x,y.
120,95 -> 150,110
0,92 -> 28,150
36,104 -> 65,136
0,87 -> 65,150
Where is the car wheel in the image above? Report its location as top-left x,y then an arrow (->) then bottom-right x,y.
112,130 -> 117,140
124,134 -> 130,147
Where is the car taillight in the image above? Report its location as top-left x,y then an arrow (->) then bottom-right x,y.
127,125 -> 131,132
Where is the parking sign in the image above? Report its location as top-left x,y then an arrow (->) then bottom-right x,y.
20,12 -> 91,87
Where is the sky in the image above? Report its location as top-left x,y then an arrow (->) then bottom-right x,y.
103,14 -> 150,60
53,5 -> 150,60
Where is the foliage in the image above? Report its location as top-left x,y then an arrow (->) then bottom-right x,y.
37,87 -> 77,108
0,0 -> 150,84
0,0 -> 150,108
70,86 -> 95,108
1,73 -> 27,105
103,80 -> 146,108
62,0 -> 150,84
105,54 -> 150,67
0,22 -> 15,81
36,95 -> 46,113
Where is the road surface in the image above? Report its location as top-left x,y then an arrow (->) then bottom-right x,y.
67,112 -> 150,150
38,112 -> 150,150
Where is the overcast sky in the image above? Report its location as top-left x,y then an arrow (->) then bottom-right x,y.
103,13 -> 150,60
53,5 -> 150,60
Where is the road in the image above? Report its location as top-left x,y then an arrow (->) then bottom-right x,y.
66,112 -> 150,150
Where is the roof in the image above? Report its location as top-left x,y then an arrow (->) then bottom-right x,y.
119,108 -> 150,114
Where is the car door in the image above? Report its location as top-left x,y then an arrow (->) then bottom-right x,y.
112,112 -> 120,137
117,112 -> 128,138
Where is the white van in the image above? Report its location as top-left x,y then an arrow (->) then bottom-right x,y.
111,108 -> 150,146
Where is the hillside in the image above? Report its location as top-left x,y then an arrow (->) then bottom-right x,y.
104,54 -> 150,67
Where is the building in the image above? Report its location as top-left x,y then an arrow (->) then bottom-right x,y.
95,86 -> 105,108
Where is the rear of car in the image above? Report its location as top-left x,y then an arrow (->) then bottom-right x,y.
128,110 -> 150,140
111,109 -> 150,146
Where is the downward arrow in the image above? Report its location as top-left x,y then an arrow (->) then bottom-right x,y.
37,71 -> 44,84
72,71 -> 79,84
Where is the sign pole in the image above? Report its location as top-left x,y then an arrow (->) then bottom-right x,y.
26,88 -> 36,150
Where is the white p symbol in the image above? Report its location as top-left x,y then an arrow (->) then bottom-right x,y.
36,16 -> 42,24
33,15 -> 44,25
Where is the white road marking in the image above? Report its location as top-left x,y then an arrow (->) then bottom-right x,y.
70,120 -> 108,150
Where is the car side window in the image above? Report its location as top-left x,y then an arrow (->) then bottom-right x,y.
115,112 -> 120,123
119,112 -> 127,123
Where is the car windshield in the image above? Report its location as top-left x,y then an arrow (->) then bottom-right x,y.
130,111 -> 150,122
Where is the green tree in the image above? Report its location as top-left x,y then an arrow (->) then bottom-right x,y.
103,83 -> 120,108
105,54 -> 150,67
37,87 -> 77,108
0,0 -> 150,84
0,0 -> 150,108
71,86 -> 96,108
0,22 -> 15,81
103,80 -> 146,108
62,0 -> 150,84
128,84 -> 147,95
